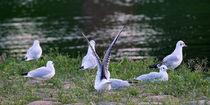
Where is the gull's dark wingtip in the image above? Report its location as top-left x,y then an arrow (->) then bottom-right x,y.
128,81 -> 138,85
77,66 -> 84,71
149,64 -> 158,69
22,57 -> 27,61
21,72 -> 28,76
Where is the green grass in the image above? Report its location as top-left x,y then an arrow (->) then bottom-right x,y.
0,52 -> 209,105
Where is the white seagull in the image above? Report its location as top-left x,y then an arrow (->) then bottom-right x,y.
78,40 -> 97,70
23,40 -> 42,61
136,65 -> 168,82
82,26 -> 135,91
22,61 -> 55,87
149,40 -> 187,70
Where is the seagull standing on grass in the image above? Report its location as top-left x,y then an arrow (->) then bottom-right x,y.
136,65 -> 168,82
23,40 -> 42,61
82,26 -> 136,91
149,40 -> 187,70
22,61 -> 55,87
78,40 -> 97,70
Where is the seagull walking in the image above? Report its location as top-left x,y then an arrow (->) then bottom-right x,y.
78,40 -> 97,70
23,40 -> 42,61
82,26 -> 135,91
22,61 -> 55,87
149,40 -> 187,70
136,65 -> 168,82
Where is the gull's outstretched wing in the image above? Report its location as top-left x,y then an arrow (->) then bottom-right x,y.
102,26 -> 125,76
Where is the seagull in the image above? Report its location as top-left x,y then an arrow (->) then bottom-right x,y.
136,65 -> 168,82
23,40 -> 42,61
82,26 -> 135,91
149,40 -> 187,70
78,40 -> 97,70
21,61 -> 55,87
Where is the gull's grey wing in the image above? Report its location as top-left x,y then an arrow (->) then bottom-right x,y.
81,32 -> 102,68
28,67 -> 51,77
26,47 -> 33,57
163,55 -> 179,64
110,79 -> 130,89
147,72 -> 162,80
82,54 -> 97,69
136,72 -> 161,82
26,45 -> 42,59
102,26 -> 125,77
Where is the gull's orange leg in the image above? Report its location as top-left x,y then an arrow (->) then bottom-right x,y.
42,81 -> 45,88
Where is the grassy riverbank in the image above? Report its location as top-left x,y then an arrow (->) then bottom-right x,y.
0,52 -> 209,105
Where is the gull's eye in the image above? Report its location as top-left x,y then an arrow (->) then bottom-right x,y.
162,67 -> 166,70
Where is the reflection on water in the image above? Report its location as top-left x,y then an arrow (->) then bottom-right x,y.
0,0 -> 210,60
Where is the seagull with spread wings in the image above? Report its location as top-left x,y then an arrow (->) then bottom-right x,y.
82,26 -> 135,91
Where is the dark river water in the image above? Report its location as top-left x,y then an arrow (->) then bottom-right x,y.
0,0 -> 210,61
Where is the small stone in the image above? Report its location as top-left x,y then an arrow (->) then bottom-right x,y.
96,102 -> 124,105
27,101 -> 52,105
24,80 -> 40,86
63,84 -> 70,89
43,98 -> 58,101
0,97 -> 4,101
199,96 -> 207,100
27,101 -> 62,105
53,102 -> 62,104
65,103 -> 85,105
138,102 -> 162,105
185,100 -> 210,105
139,93 -> 156,98
145,95 -> 175,102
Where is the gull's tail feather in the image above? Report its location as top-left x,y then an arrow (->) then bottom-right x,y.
149,64 -> 158,69
128,81 -> 138,85
149,62 -> 164,69
22,57 -> 27,61
78,66 -> 84,70
21,72 -> 28,76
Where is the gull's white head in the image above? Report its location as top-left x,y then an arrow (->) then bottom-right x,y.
34,40 -> 40,45
47,61 -> 54,68
90,40 -> 95,47
176,40 -> 187,48
159,65 -> 168,72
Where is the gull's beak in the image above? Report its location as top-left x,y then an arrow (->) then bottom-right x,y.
184,44 -> 187,47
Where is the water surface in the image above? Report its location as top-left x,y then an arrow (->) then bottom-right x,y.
0,0 -> 210,61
